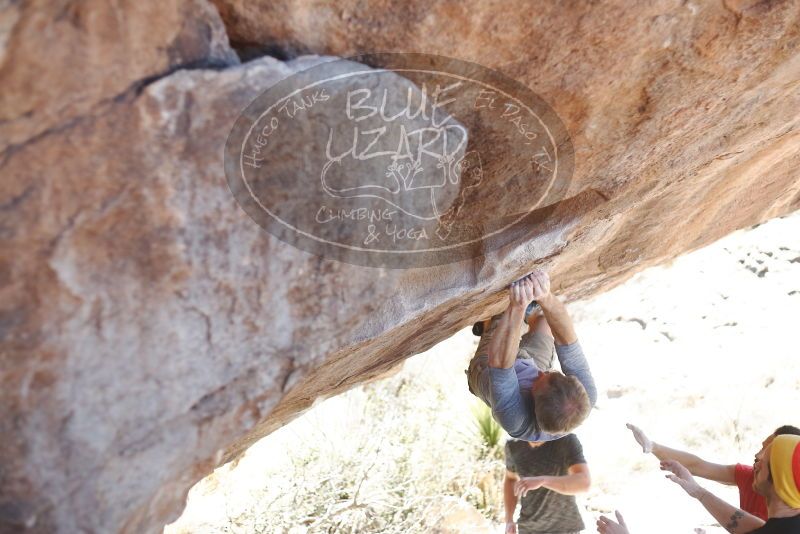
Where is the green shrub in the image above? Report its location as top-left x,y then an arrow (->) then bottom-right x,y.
472,401 -> 502,452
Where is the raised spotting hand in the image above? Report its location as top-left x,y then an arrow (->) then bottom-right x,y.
626,423 -> 653,454
660,460 -> 703,498
596,511 -> 630,534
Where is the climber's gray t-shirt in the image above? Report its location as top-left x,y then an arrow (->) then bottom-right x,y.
474,342 -> 597,442
505,435 -> 586,533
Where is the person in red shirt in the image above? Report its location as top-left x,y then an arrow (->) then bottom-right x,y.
625,423 -> 800,520
599,435 -> 800,534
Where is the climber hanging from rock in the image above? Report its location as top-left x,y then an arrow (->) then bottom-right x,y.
466,270 -> 597,441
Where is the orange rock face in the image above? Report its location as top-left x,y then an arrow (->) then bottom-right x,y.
1,0 -> 799,532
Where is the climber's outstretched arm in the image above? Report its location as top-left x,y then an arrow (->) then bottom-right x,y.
530,271 -> 596,407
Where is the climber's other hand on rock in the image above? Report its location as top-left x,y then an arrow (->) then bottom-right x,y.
510,277 -> 535,310
529,270 -> 551,302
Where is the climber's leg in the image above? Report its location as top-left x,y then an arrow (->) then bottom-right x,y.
466,314 -> 502,395
517,313 -> 555,371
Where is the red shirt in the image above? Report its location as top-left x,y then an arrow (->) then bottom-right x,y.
735,463 -> 768,520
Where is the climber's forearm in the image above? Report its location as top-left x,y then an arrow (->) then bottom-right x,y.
537,293 -> 577,345
488,304 -> 526,369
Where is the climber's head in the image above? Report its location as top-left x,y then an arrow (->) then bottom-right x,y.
531,371 -> 591,434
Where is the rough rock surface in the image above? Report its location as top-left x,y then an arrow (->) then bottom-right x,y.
1,0 -> 799,533
0,0 -> 237,151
